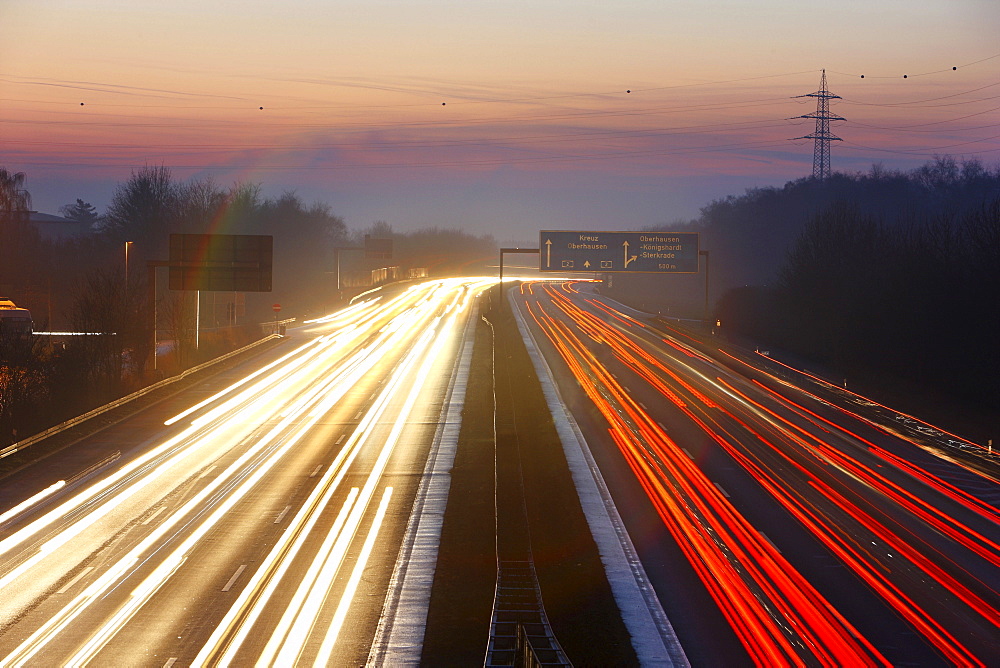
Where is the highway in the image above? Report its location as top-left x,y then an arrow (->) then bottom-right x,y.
0,277 -> 492,666
1,275 -> 996,666
515,279 -> 1000,667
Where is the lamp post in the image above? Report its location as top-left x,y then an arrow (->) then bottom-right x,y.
699,249 -> 710,323
124,241 -> 133,288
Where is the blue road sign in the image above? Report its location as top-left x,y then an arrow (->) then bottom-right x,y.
539,230 -> 699,273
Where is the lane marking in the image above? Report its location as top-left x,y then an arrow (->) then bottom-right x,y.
657,422 -> 666,430
142,506 -> 167,526
335,434 -> 345,445
274,505 -> 291,524
309,464 -> 322,478
163,659 -> 177,668
222,564 -> 247,592
713,482 -> 730,498
639,402 -> 648,410
56,566 -> 94,594
353,411 -> 363,420
681,448 -> 694,460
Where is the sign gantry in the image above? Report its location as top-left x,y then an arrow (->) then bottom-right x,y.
539,231 -> 699,274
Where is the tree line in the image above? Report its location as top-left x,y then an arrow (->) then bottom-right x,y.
606,156 -> 999,424
716,198 -> 999,416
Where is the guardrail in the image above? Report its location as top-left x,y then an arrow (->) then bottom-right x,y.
0,333 -> 282,461
261,317 -> 296,336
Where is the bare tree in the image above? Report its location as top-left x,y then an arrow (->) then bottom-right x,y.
0,167 -> 40,296
100,165 -> 180,257
158,291 -> 196,373
0,361 -> 48,446
0,167 -> 31,221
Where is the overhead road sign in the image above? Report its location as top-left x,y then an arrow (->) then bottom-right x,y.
539,230 -> 699,273
364,235 -> 392,260
168,234 -> 273,292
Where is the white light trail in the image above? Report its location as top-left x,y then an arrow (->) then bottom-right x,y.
0,278 -> 492,667
315,486 -> 394,666
0,480 -> 65,526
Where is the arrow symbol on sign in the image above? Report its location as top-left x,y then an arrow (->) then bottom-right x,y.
584,260 -> 591,268
545,239 -> 552,268
624,240 -> 637,268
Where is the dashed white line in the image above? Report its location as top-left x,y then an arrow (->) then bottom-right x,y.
713,482 -> 730,498
639,402 -> 648,410
221,564 -> 247,592
309,464 -> 323,478
56,566 -> 94,594
353,411 -> 363,420
162,658 -> 177,668
681,448 -> 694,460
657,422 -> 666,431
335,434 -> 345,445
274,505 -> 291,524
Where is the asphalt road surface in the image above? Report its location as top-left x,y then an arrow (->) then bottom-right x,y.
0,278 -> 493,666
1,277 -> 997,666
514,279 -> 999,666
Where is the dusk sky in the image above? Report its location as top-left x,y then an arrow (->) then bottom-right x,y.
2,0 -> 998,242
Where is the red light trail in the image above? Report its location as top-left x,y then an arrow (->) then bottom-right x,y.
520,281 -> 999,666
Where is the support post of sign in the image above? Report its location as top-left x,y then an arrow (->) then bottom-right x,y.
149,262 -> 155,373
195,290 -> 200,350
333,246 -> 364,296
499,248 -> 540,283
271,302 -> 282,334
147,260 -> 169,375
335,247 -> 342,292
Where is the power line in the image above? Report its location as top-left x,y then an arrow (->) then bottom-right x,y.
840,81 -> 1000,108
0,117 -> 803,153
840,141 -> 1000,157
829,52 -> 1000,80
4,138 -> 800,172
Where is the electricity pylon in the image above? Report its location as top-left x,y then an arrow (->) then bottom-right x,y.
794,69 -> 844,181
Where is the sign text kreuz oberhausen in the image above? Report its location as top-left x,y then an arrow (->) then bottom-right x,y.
539,230 -> 699,273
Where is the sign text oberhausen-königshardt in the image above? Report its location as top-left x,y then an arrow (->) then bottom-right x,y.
539,230 -> 699,273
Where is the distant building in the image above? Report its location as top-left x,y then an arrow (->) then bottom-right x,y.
28,212 -> 93,241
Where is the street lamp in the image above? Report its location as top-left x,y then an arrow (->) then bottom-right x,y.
124,241 -> 134,287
